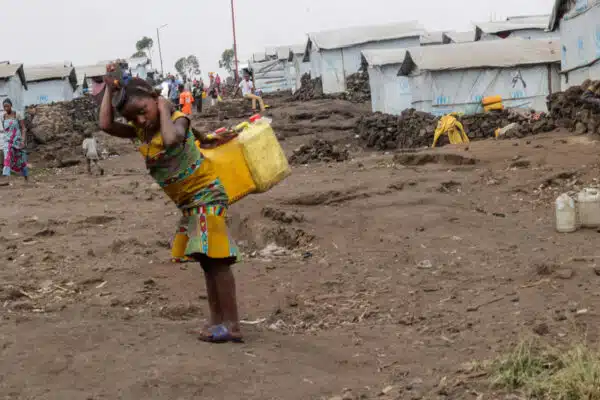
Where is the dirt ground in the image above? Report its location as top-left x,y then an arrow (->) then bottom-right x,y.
2,98 -> 600,400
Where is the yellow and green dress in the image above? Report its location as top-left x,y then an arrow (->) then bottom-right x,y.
134,111 -> 240,263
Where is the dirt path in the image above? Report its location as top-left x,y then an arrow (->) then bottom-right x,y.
2,123 -> 600,399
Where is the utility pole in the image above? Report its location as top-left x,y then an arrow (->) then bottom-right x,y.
231,0 -> 240,83
157,24 -> 168,77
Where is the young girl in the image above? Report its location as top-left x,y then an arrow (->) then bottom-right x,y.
98,75 -> 243,343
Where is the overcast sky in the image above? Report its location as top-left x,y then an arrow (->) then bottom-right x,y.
4,0 -> 554,79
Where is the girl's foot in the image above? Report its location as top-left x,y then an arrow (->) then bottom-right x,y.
198,324 -> 243,343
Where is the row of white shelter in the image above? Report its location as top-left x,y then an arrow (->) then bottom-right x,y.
253,13 -> 566,116
0,58 -> 153,112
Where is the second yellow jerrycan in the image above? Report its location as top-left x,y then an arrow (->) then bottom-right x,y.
238,115 -> 291,192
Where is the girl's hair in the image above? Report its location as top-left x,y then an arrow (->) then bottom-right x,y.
114,77 -> 157,113
3,98 -> 12,106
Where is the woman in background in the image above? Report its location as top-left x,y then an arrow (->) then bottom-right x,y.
2,99 -> 28,182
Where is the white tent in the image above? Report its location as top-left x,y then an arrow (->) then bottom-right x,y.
289,43 -> 311,93
303,21 -> 424,94
548,0 -> 600,89
362,49 -> 412,115
398,39 -> 561,116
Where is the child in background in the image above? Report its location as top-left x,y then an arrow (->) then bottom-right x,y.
82,132 -> 104,175
98,73 -> 243,343
179,84 -> 194,116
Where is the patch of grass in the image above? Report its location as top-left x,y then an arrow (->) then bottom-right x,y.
491,338 -> 600,399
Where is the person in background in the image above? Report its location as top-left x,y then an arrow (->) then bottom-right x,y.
192,81 -> 204,114
82,132 -> 104,175
168,75 -> 179,107
208,74 -> 219,107
215,74 -> 222,94
179,84 -> 194,116
234,72 -> 265,113
2,99 -> 28,182
98,72 -> 243,343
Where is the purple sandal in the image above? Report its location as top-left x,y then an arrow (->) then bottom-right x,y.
198,324 -> 244,343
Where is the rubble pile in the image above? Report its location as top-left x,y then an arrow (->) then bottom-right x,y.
342,70 -> 370,103
292,74 -> 324,102
25,97 -> 98,167
461,109 -> 555,140
289,139 -> 349,164
356,109 -> 438,150
547,80 -> 600,135
356,108 -> 557,150
26,97 -> 97,145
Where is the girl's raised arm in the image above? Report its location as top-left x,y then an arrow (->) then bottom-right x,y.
98,81 -> 137,139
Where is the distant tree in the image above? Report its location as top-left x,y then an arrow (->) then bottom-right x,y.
131,50 -> 146,58
174,55 -> 201,82
132,36 -> 153,58
219,48 -> 235,73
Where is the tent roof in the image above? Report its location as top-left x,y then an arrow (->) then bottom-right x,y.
288,43 -> 308,61
362,48 -> 409,67
307,20 -> 424,50
25,64 -> 78,90
400,38 -> 560,74
420,31 -> 445,45
0,63 -> 27,89
442,31 -> 475,44
475,15 -> 550,35
75,64 -> 106,85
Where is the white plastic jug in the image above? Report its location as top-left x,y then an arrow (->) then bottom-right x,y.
578,188 -> 600,228
555,193 -> 577,233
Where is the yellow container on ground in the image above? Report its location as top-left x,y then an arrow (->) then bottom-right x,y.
482,95 -> 502,106
197,140 -> 256,204
238,119 -> 291,192
484,102 -> 504,112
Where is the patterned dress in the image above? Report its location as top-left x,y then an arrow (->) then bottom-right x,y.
2,112 -> 27,177
134,111 -> 240,263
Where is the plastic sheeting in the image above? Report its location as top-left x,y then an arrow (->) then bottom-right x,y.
318,37 -> 420,94
409,65 -> 560,116
558,2 -> 600,88
249,59 -> 295,93
367,64 -> 412,115
308,21 -> 423,50
402,39 -> 560,72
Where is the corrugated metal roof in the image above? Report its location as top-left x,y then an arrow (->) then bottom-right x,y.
442,31 -> 475,44
420,31 -> 445,45
308,21 -> 424,50
362,49 -> 409,67
0,63 -> 27,89
400,38 -> 560,74
475,15 -> 550,35
75,65 -> 106,85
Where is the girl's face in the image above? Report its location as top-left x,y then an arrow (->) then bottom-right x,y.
122,96 -> 159,132
3,103 -> 11,114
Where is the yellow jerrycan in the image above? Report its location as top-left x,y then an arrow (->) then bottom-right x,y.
238,115 -> 291,192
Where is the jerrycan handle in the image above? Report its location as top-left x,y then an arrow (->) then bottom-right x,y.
249,114 -> 261,123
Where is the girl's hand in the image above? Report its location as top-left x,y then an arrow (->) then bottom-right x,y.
157,97 -> 173,114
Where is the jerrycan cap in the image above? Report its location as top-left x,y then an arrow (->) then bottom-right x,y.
214,127 -> 227,134
249,114 -> 262,123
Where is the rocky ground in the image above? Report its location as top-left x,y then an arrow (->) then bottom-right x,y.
3,90 -> 600,399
